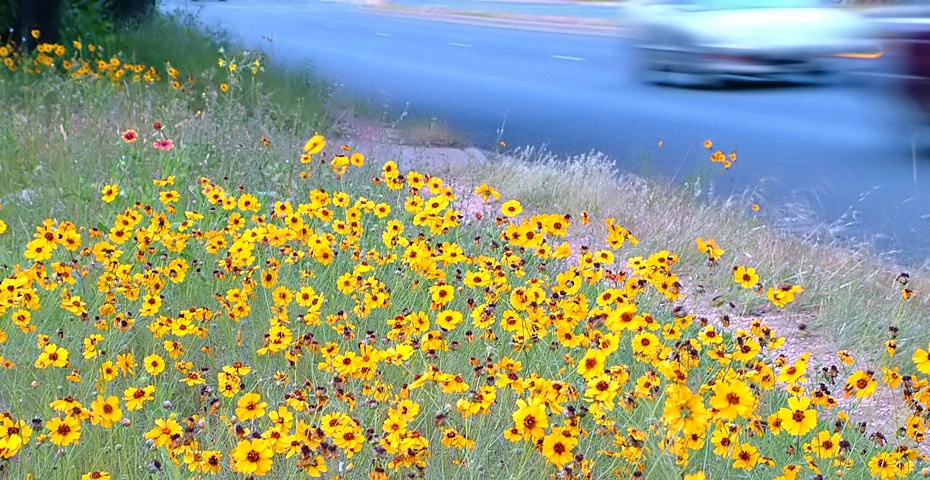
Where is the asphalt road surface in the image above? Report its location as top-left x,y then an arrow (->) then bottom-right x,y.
165,0 -> 930,265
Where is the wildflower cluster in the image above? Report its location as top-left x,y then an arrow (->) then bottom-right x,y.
704,139 -> 737,171
0,104 -> 927,478
1,30 -> 262,96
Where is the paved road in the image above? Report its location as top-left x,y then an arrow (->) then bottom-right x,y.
166,0 -> 930,264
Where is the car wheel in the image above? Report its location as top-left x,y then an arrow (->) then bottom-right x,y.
636,46 -> 723,89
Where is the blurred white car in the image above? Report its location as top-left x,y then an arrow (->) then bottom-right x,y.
623,0 -> 883,86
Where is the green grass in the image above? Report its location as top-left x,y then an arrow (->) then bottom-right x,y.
0,10 -> 928,480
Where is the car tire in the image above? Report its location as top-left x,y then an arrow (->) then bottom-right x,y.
636,46 -> 724,89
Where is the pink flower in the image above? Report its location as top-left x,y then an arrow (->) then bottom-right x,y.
153,139 -> 174,151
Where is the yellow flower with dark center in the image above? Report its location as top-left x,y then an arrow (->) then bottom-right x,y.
843,370 -> 877,399
541,427 -> 578,467
696,237 -> 725,260
89,395 -> 122,428
47,416 -> 81,446
123,385 -> 155,411
732,266 -> 759,289
731,442 -> 760,470
662,384 -> 710,436
81,471 -> 110,480
101,184 -> 119,203
501,200 -> 523,217
144,354 -> 165,376
709,378 -> 755,421
303,134 -> 326,155
429,284 -> 454,308
230,438 -> 274,476
767,284 -> 804,308
776,395 -> 817,437
806,430 -> 842,459
576,348 -> 606,380
144,417 -> 182,447
511,398 -> 548,441
435,310 -> 463,331
868,451 -> 899,480
35,343 -> 69,369
236,392 -> 267,421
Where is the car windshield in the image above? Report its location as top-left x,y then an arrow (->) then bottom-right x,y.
681,0 -> 822,9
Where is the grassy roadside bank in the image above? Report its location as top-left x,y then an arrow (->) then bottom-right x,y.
0,10 -> 929,479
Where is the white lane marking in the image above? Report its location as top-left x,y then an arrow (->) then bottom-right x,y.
375,32 -> 392,37
550,54 -> 584,61
449,42 -> 473,47
854,71 -> 925,80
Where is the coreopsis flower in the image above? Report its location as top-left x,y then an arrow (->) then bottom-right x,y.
501,200 -> 523,217
435,310 -> 463,331
331,424 -> 365,457
35,344 -> 69,369
541,427 -> 578,467
121,129 -> 137,143
913,344 -> 930,375
576,348 -> 606,380
230,438 -> 274,475
731,442 -> 760,470
776,396 -> 817,437
868,451 -> 900,480
767,284 -> 804,308
81,471 -> 110,480
237,194 -> 261,212
475,183 -> 501,202
300,454 -> 328,477
441,428 -> 476,449
882,366 -> 903,389
236,392 -> 267,421
585,373 -> 621,410
662,384 -> 710,436
303,134 -> 326,155
144,354 -> 166,376
843,370 -> 877,399
696,237 -> 725,260
429,284 -> 454,308
806,430 -> 842,459
511,398 -> 548,441
144,417 -> 182,447
159,190 -> 180,205
100,361 -> 119,382
89,395 -> 122,428
101,184 -> 119,203
196,450 -> 223,474
218,371 -> 242,398
709,379 -> 755,421
123,385 -> 156,411
46,416 -> 81,446
778,353 -> 811,385
732,266 -> 760,289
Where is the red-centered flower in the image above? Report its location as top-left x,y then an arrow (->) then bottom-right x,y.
153,139 -> 174,151
121,129 -> 138,143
